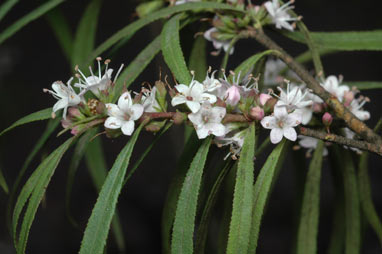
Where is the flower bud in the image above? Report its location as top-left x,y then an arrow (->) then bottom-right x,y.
225,85 -> 241,106
322,112 -> 333,127
61,119 -> 71,129
249,106 -> 264,121
68,107 -> 82,118
259,93 -> 272,106
343,91 -> 354,107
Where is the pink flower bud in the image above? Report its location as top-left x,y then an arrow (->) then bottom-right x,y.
259,93 -> 272,106
61,119 -> 71,129
322,112 -> 333,127
71,126 -> 80,136
225,85 -> 241,106
343,91 -> 354,107
250,106 -> 264,120
68,107 -> 82,118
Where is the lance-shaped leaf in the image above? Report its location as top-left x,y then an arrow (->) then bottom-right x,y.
282,30 -> 382,51
71,0 -> 102,68
0,108 -> 52,137
0,0 -> 19,22
85,137 -> 126,252
79,124 -> 144,254
45,8 -> 73,62
0,0 -> 65,44
171,137 -> 211,254
13,137 -> 75,254
226,123 -> 256,254
296,140 -> 324,254
87,2 -> 243,62
358,149 -> 382,245
188,34 -> 207,82
161,14 -> 192,85
162,131 -> 201,253
0,165 -> 8,194
247,139 -> 288,253
347,81 -> 382,90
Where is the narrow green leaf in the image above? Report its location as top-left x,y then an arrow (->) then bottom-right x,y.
0,0 -> 64,45
45,8 -> 73,62
247,140 -> 288,253
188,34 -> 207,82
87,2 -> 243,62
162,131 -> 201,253
195,160 -> 234,253
296,140 -> 324,254
0,0 -> 18,22
332,147 -> 361,254
136,0 -> 164,18
79,124 -> 144,254
327,197 -> 345,254
6,118 -> 60,232
114,35 -> 161,100
347,81 -> 382,90
358,149 -> 382,245
66,128 -> 98,227
71,0 -> 102,67
0,165 -> 9,194
282,30 -> 382,51
85,137 -> 126,252
0,108 -> 52,137
13,137 -> 75,253
123,123 -> 172,186
226,123 -> 256,254
171,137 -> 211,254
295,48 -> 336,65
161,14 -> 191,85
233,50 -> 277,82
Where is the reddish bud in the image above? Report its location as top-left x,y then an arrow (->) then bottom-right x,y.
259,93 -> 272,106
249,106 -> 265,121
322,112 -> 333,127
343,91 -> 354,107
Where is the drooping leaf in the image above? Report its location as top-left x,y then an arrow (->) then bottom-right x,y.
282,30 -> 382,51
161,14 -> 192,85
45,8 -> 73,62
247,139 -> 288,253
85,137 -> 126,252
87,2 -> 243,62
332,147 -> 361,254
162,131 -> 201,253
0,165 -> 9,194
232,50 -> 277,82
79,124 -> 144,254
346,81 -> 382,90
296,140 -> 324,254
113,35 -> 161,100
0,108 -> 52,137
0,0 -> 19,22
13,137 -> 75,254
358,148 -> 382,245
6,118 -> 60,232
171,137 -> 211,254
195,159 -> 234,254
226,123 -> 256,254
123,122 -> 172,186
71,0 -> 102,68
0,0 -> 65,44
188,34 -> 207,82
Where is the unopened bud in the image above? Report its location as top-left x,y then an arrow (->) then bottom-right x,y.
61,119 -> 71,129
259,93 -> 272,106
343,91 -> 354,107
322,112 -> 333,127
68,107 -> 82,118
173,112 -> 185,125
225,85 -> 241,106
71,125 -> 80,136
249,106 -> 264,121
155,80 -> 167,97
96,102 -> 106,114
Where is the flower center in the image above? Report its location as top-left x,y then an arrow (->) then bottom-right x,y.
186,96 -> 193,101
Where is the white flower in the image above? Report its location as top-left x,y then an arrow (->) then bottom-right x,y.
218,71 -> 258,103
141,87 -> 160,113
275,81 -> 313,111
343,128 -> 362,153
203,69 -> 222,93
74,57 -> 124,97
264,0 -> 299,31
204,27 -> 234,55
188,103 -> 226,139
104,91 -> 144,136
264,59 -> 286,85
298,135 -> 328,156
44,78 -> 81,119
171,80 -> 217,113
320,75 -> 349,101
348,97 -> 370,121
215,123 -> 246,159
261,106 -> 302,144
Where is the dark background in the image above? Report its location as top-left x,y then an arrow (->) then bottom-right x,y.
0,0 -> 382,253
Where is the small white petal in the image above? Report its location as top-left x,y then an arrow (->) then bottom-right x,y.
104,117 -> 123,129
118,92 -> 133,112
208,123 -> 226,137
53,99 -> 68,113
261,116 -> 277,129
175,84 -> 189,94
106,103 -> 124,118
270,128 -> 284,144
121,120 -> 135,136
130,104 -> 144,121
195,127 -> 209,139
283,127 -> 297,141
274,106 -> 288,119
188,112 -> 202,126
186,101 -> 201,113
171,96 -> 187,107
